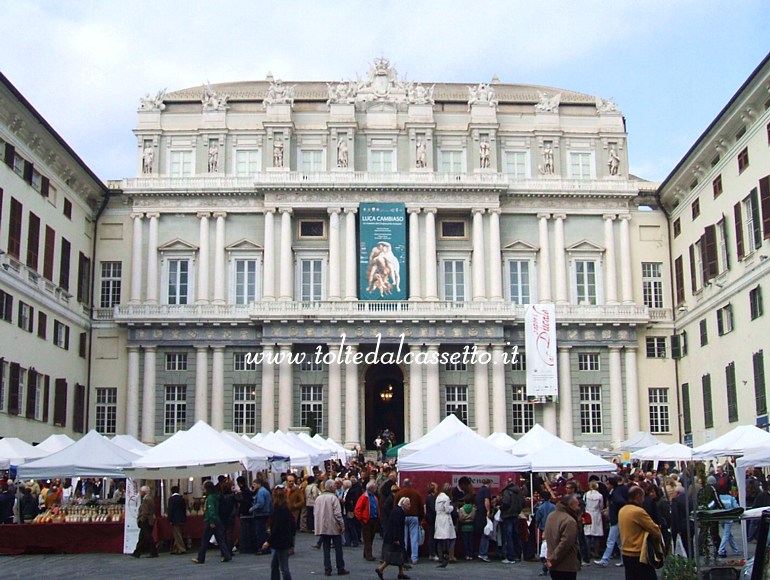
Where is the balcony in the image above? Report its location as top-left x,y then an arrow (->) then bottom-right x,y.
104,301 -> 652,326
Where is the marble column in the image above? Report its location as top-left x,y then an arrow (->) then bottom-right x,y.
538,213 -> 552,303
604,214 -> 619,304
474,344 -> 490,436
344,208 -> 358,301
554,214 -> 568,305
543,402 -> 557,435
425,344 -> 441,430
619,214 -> 634,304
327,208 -> 341,301
263,209 -> 276,301
409,345 -> 424,440
126,346 -> 140,438
213,212 -> 226,304
408,208 -> 421,300
344,343 -> 360,447
278,344 -> 293,430
129,213 -> 143,304
141,346 -> 156,444
488,209 -> 503,301
609,346 -> 624,448
328,345 -> 342,442
211,347 -> 224,430
423,209 -> 438,301
625,346 -> 640,436
146,213 -> 159,304
558,347 -> 574,443
260,345 -> 275,432
492,345 -> 507,434
195,346 -> 208,423
472,208 -> 487,301
196,212 -> 210,304
278,209 -> 293,302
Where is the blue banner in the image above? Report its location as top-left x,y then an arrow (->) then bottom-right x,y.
359,203 -> 407,300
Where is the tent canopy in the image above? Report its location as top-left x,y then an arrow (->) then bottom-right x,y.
111,435 -> 151,455
525,438 -> 617,473
630,442 -> 694,462
506,424 -> 563,457
36,434 -> 76,454
693,425 -> 770,458
487,432 -> 518,452
252,432 -> 312,467
398,431 -> 530,472
17,431 -> 139,479
621,431 -> 665,452
398,414 -> 483,459
0,437 -> 49,469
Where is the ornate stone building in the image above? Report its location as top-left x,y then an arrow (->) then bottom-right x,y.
88,59 -> 677,448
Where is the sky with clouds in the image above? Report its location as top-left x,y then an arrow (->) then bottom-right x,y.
1,0 -> 767,182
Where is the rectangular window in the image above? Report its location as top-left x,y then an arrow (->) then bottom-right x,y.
26,212 -> 40,271
234,353 -> 258,371
298,220 -> 325,239
167,259 -> 190,305
164,385 -> 187,434
751,286 -> 764,320
234,259 -> 258,304
233,385 -> 257,434
673,218 -> 681,238
575,260 -> 597,305
0,290 -> 12,323
579,385 -> 602,434
440,150 -> 463,174
569,152 -> 592,179
725,361 -> 739,423
165,353 -> 188,371
511,350 -> 526,371
95,388 -> 117,435
59,237 -> 71,291
717,218 -> 730,273
445,385 -> 468,424
504,151 -> 527,178
235,150 -> 260,177
100,261 -> 122,308
700,319 -> 708,346
299,356 -> 323,372
299,258 -> 323,301
369,150 -> 394,173
77,252 -> 91,305
7,197 -> 22,259
754,351 -> 767,417
445,357 -> 466,372
53,320 -> 69,349
443,260 -> 466,301
170,150 -> 193,177
43,226 -> 55,281
37,311 -> 47,340
578,353 -> 600,371
508,260 -> 531,305
713,174 -> 723,198
744,189 -> 763,253
738,146 -> 749,173
300,150 -> 323,173
648,388 -> 670,433
717,304 -> 734,335
646,337 -> 666,358
53,378 -> 67,427
702,374 -> 714,429
682,382 -> 692,434
691,198 -> 700,220
300,384 -> 323,433
18,301 -> 33,333
511,385 -> 534,434
439,220 -> 467,239
642,262 -> 663,308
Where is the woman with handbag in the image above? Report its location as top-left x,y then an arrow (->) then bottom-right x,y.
583,481 -> 605,559
376,496 -> 411,580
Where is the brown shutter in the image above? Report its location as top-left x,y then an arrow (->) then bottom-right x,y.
73,383 -> 86,433
4,143 -> 14,168
43,226 -> 55,281
41,176 -> 50,198
59,237 -> 71,290
23,160 -> 33,184
8,363 -> 20,415
760,176 -> 770,240
43,375 -> 50,423
26,369 -> 37,419
700,233 -> 709,285
675,256 -> 685,305
734,202 -> 745,260
704,225 -> 718,279
689,244 -> 697,294
53,379 -> 67,426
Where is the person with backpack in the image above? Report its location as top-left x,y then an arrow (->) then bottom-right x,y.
192,480 -> 231,564
458,495 -> 477,560
500,478 -> 525,564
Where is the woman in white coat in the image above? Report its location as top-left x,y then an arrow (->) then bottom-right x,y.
433,483 -> 456,568
583,481 -> 604,559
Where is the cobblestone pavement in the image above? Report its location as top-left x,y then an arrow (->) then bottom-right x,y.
1,536 -> 630,580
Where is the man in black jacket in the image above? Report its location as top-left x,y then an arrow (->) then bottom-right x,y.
500,478 -> 525,563
594,476 -> 628,567
168,485 -> 187,554
235,476 -> 255,554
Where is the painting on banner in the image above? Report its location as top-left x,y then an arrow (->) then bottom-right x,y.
358,202 -> 408,300
525,304 -> 558,397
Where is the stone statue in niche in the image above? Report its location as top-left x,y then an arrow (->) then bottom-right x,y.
479,138 -> 491,168
539,145 -> 554,175
415,137 -> 427,168
208,141 -> 219,173
273,137 -> 284,168
608,147 -> 620,175
142,144 -> 154,174
139,88 -> 166,111
337,139 -> 349,168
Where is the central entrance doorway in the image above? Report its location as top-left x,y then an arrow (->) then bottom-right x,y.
364,363 -> 405,451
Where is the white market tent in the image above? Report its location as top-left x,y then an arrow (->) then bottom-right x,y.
630,442 -> 694,462
398,431 -> 530,472
621,431 -> 665,452
398,414 -> 484,459
17,431 -> 140,479
252,432 -> 312,467
506,424 -> 562,457
0,437 -> 49,469
36,434 -> 76,454
487,432 -> 518,452
321,436 -> 356,461
111,435 -> 151,455
126,421 -> 270,478
277,431 -> 330,464
526,438 -> 617,473
693,425 -> 770,459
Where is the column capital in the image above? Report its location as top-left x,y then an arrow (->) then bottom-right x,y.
343,207 -> 358,215
618,213 -> 632,221
602,213 -> 617,221
624,344 -> 639,352
212,346 -> 225,353
146,212 -> 160,219
537,212 -> 551,220
197,211 -> 211,219
263,207 -> 276,215
558,345 -> 573,352
423,207 -> 437,215
130,212 -> 144,220
127,345 -> 140,353
609,345 -> 623,353
487,207 -> 502,216
143,345 -> 156,352
278,208 -> 293,216
327,207 -> 342,216
472,207 -> 486,216
195,345 -> 209,352
212,211 -> 227,219
260,342 -> 276,350
552,213 -> 567,221
407,207 -> 422,215
276,343 -> 293,350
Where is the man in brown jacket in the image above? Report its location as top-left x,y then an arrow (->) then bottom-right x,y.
618,486 -> 662,580
543,494 -> 580,580
394,479 -> 425,565
314,480 -> 350,576
132,485 -> 158,558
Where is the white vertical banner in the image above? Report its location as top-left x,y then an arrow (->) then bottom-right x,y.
123,478 -> 140,554
525,304 -> 558,397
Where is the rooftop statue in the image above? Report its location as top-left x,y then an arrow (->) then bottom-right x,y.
467,82 -> 498,111
596,96 -> 620,114
534,91 -> 561,113
327,79 -> 356,105
264,79 -> 296,107
201,82 -> 229,111
139,88 -> 166,111
407,82 -> 435,105
352,57 -> 409,107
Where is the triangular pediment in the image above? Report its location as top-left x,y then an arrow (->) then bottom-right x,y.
158,238 -> 198,252
566,239 -> 604,253
226,238 -> 264,252
502,239 -> 539,252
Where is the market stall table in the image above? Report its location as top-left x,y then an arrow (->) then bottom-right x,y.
154,516 -> 239,548
0,522 -> 124,554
